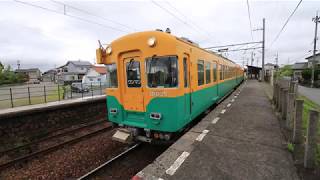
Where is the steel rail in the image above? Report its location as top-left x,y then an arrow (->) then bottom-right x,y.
0,125 -> 112,170
77,143 -> 141,180
0,120 -> 106,156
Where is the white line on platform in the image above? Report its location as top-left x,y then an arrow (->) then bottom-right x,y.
221,109 -> 226,114
196,129 -> 209,141
212,117 -> 220,124
165,151 -> 190,176
231,99 -> 235,102
227,103 -> 231,107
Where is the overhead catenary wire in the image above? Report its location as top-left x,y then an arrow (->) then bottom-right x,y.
205,41 -> 262,49
50,0 -> 137,32
14,0 -> 129,33
151,0 -> 216,44
163,0 -> 216,42
269,0 -> 303,48
246,0 -> 254,40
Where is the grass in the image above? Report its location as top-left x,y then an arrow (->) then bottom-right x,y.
299,95 -> 320,165
0,87 -> 65,109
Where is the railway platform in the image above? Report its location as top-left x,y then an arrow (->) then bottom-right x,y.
135,80 -> 299,180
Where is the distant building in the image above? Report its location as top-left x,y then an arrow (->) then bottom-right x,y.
42,69 -> 57,82
57,60 -> 92,84
264,63 -> 278,81
15,68 -> 41,83
292,62 -> 308,80
82,65 -> 107,85
305,53 -> 320,68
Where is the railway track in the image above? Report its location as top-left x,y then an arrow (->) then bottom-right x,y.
77,143 -> 141,180
0,120 -> 112,170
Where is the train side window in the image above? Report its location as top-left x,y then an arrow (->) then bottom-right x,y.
105,63 -> 118,88
205,61 -> 211,84
220,64 -> 223,80
213,63 -> 217,82
197,60 -> 204,86
183,58 -> 188,87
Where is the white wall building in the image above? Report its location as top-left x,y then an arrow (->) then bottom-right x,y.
82,65 -> 107,85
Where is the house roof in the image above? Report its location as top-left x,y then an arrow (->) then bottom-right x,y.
67,60 -> 92,66
15,68 -> 40,73
92,65 -> 106,74
292,62 -> 308,70
305,52 -> 320,59
265,63 -> 277,66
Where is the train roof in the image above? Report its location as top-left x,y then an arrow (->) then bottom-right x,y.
110,30 -> 239,67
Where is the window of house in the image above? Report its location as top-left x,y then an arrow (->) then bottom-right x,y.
89,78 -> 93,81
105,63 -> 118,88
126,60 -> 141,87
205,61 -> 211,84
146,56 -> 178,88
198,60 -> 204,86
183,57 -> 188,87
213,62 -> 217,82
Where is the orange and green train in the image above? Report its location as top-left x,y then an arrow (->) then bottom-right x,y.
96,30 -> 244,142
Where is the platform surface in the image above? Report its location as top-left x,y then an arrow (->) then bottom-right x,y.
137,80 -> 299,180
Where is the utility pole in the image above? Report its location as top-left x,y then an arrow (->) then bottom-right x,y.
251,52 -> 254,66
275,52 -> 278,67
311,12 -> 319,88
261,18 -> 266,82
17,60 -> 20,69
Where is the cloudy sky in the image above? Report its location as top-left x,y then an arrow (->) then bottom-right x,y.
0,0 -> 319,71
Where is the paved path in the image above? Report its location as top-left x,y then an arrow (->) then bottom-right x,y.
138,80 -> 299,180
298,85 -> 320,105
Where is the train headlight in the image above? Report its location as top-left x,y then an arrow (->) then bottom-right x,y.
150,112 -> 161,120
110,108 -> 118,115
106,46 -> 112,55
147,37 -> 156,47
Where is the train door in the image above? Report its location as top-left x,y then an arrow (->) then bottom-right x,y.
183,54 -> 192,121
122,57 -> 144,112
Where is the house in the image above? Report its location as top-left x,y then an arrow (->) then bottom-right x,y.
42,69 -> 57,82
56,60 -> 92,84
82,65 -> 107,85
292,62 -> 308,80
264,63 -> 278,80
306,53 -> 320,68
15,68 -> 41,83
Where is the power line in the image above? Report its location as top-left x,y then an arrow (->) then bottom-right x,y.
269,0 -> 303,47
205,41 -> 262,49
246,0 -> 254,40
164,1 -> 216,41
14,0 -> 128,33
50,0 -> 137,32
151,0 -> 215,43
218,46 -> 262,52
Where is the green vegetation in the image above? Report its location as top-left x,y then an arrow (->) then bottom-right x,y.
299,95 -> 320,165
0,86 -> 65,109
276,65 -> 293,77
287,143 -> 294,153
0,62 -> 28,85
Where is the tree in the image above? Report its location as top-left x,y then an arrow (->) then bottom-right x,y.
302,68 -> 312,81
277,65 -> 293,77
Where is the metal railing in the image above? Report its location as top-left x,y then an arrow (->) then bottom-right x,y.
0,82 -> 107,109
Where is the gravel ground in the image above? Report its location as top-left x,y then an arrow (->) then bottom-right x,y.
88,143 -> 170,180
0,129 -> 127,179
0,121 -> 108,165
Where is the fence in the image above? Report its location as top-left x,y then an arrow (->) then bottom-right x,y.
273,78 -> 320,168
0,82 -> 107,109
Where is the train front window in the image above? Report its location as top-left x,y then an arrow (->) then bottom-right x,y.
126,60 -> 141,87
105,63 -> 118,88
146,56 -> 178,88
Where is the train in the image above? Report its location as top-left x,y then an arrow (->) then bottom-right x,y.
96,30 -> 244,143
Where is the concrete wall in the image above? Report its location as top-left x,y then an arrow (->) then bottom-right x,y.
0,96 -> 107,151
